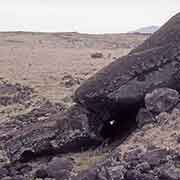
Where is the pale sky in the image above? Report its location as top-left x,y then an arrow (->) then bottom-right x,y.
0,0 -> 179,33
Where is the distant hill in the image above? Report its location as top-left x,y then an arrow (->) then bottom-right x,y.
130,26 -> 159,34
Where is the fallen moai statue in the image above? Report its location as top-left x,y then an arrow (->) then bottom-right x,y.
74,12 -> 180,139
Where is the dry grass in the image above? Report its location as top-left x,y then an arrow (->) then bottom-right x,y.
0,32 -> 148,105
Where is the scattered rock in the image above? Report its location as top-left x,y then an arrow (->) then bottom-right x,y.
62,75 -> 81,88
90,52 -> 103,59
47,157 -> 73,179
0,81 -> 33,106
136,108 -> 155,128
72,147 -> 175,180
135,162 -> 151,173
124,148 -> 143,162
156,111 -> 171,125
3,105 -> 101,162
140,149 -> 169,167
125,169 -> 156,180
56,104 -> 90,131
0,167 -> 9,178
177,136 -> 180,143
158,166 -> 180,180
34,168 -> 48,178
73,154 -> 126,180
145,88 -> 180,115
13,100 -> 65,126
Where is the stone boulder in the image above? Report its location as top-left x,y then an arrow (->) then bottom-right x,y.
136,108 -> 155,128
145,88 -> 179,115
72,147 -> 178,180
46,157 -> 73,179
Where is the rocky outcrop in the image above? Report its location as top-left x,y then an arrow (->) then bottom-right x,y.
0,81 -> 33,106
135,88 -> 180,128
33,156 -> 74,179
136,108 -> 155,128
74,12 -> 180,139
72,147 -> 180,180
2,104 -> 180,179
2,105 -> 101,163
72,105 -> 180,180
145,88 -> 180,115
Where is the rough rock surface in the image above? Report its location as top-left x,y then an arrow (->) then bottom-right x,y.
0,81 -> 34,106
0,81 -> 101,179
46,157 -> 73,179
2,105 -> 100,163
145,88 -> 180,115
3,109 -> 180,180
73,147 -> 180,180
72,107 -> 180,180
74,13 -> 180,137
136,108 -> 155,128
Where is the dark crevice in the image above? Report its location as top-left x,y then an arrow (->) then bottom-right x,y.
58,137 -> 101,153
20,150 -> 35,162
19,148 -> 59,163
19,139 -> 101,163
19,100 -> 145,163
99,101 -> 144,142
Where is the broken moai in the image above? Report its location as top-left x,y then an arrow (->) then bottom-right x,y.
74,13 -> 180,138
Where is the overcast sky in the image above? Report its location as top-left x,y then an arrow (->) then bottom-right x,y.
0,0 -> 179,33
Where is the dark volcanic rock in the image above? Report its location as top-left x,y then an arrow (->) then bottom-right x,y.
2,12 -> 180,180
125,169 -> 156,180
140,149 -> 169,167
0,81 -> 33,106
91,52 -> 104,59
158,166 -> 180,180
34,167 -> 48,178
72,147 -> 177,180
2,105 -> 101,162
13,100 -> 65,128
3,122 -> 58,162
0,167 -> 9,178
73,151 -> 126,180
54,105 -> 101,153
46,157 -> 73,179
74,12 -> 180,137
136,108 -> 155,128
0,100 -> 65,144
145,88 -> 179,115
62,74 -> 80,88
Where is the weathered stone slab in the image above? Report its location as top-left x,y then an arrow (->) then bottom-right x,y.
2,105 -> 101,162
